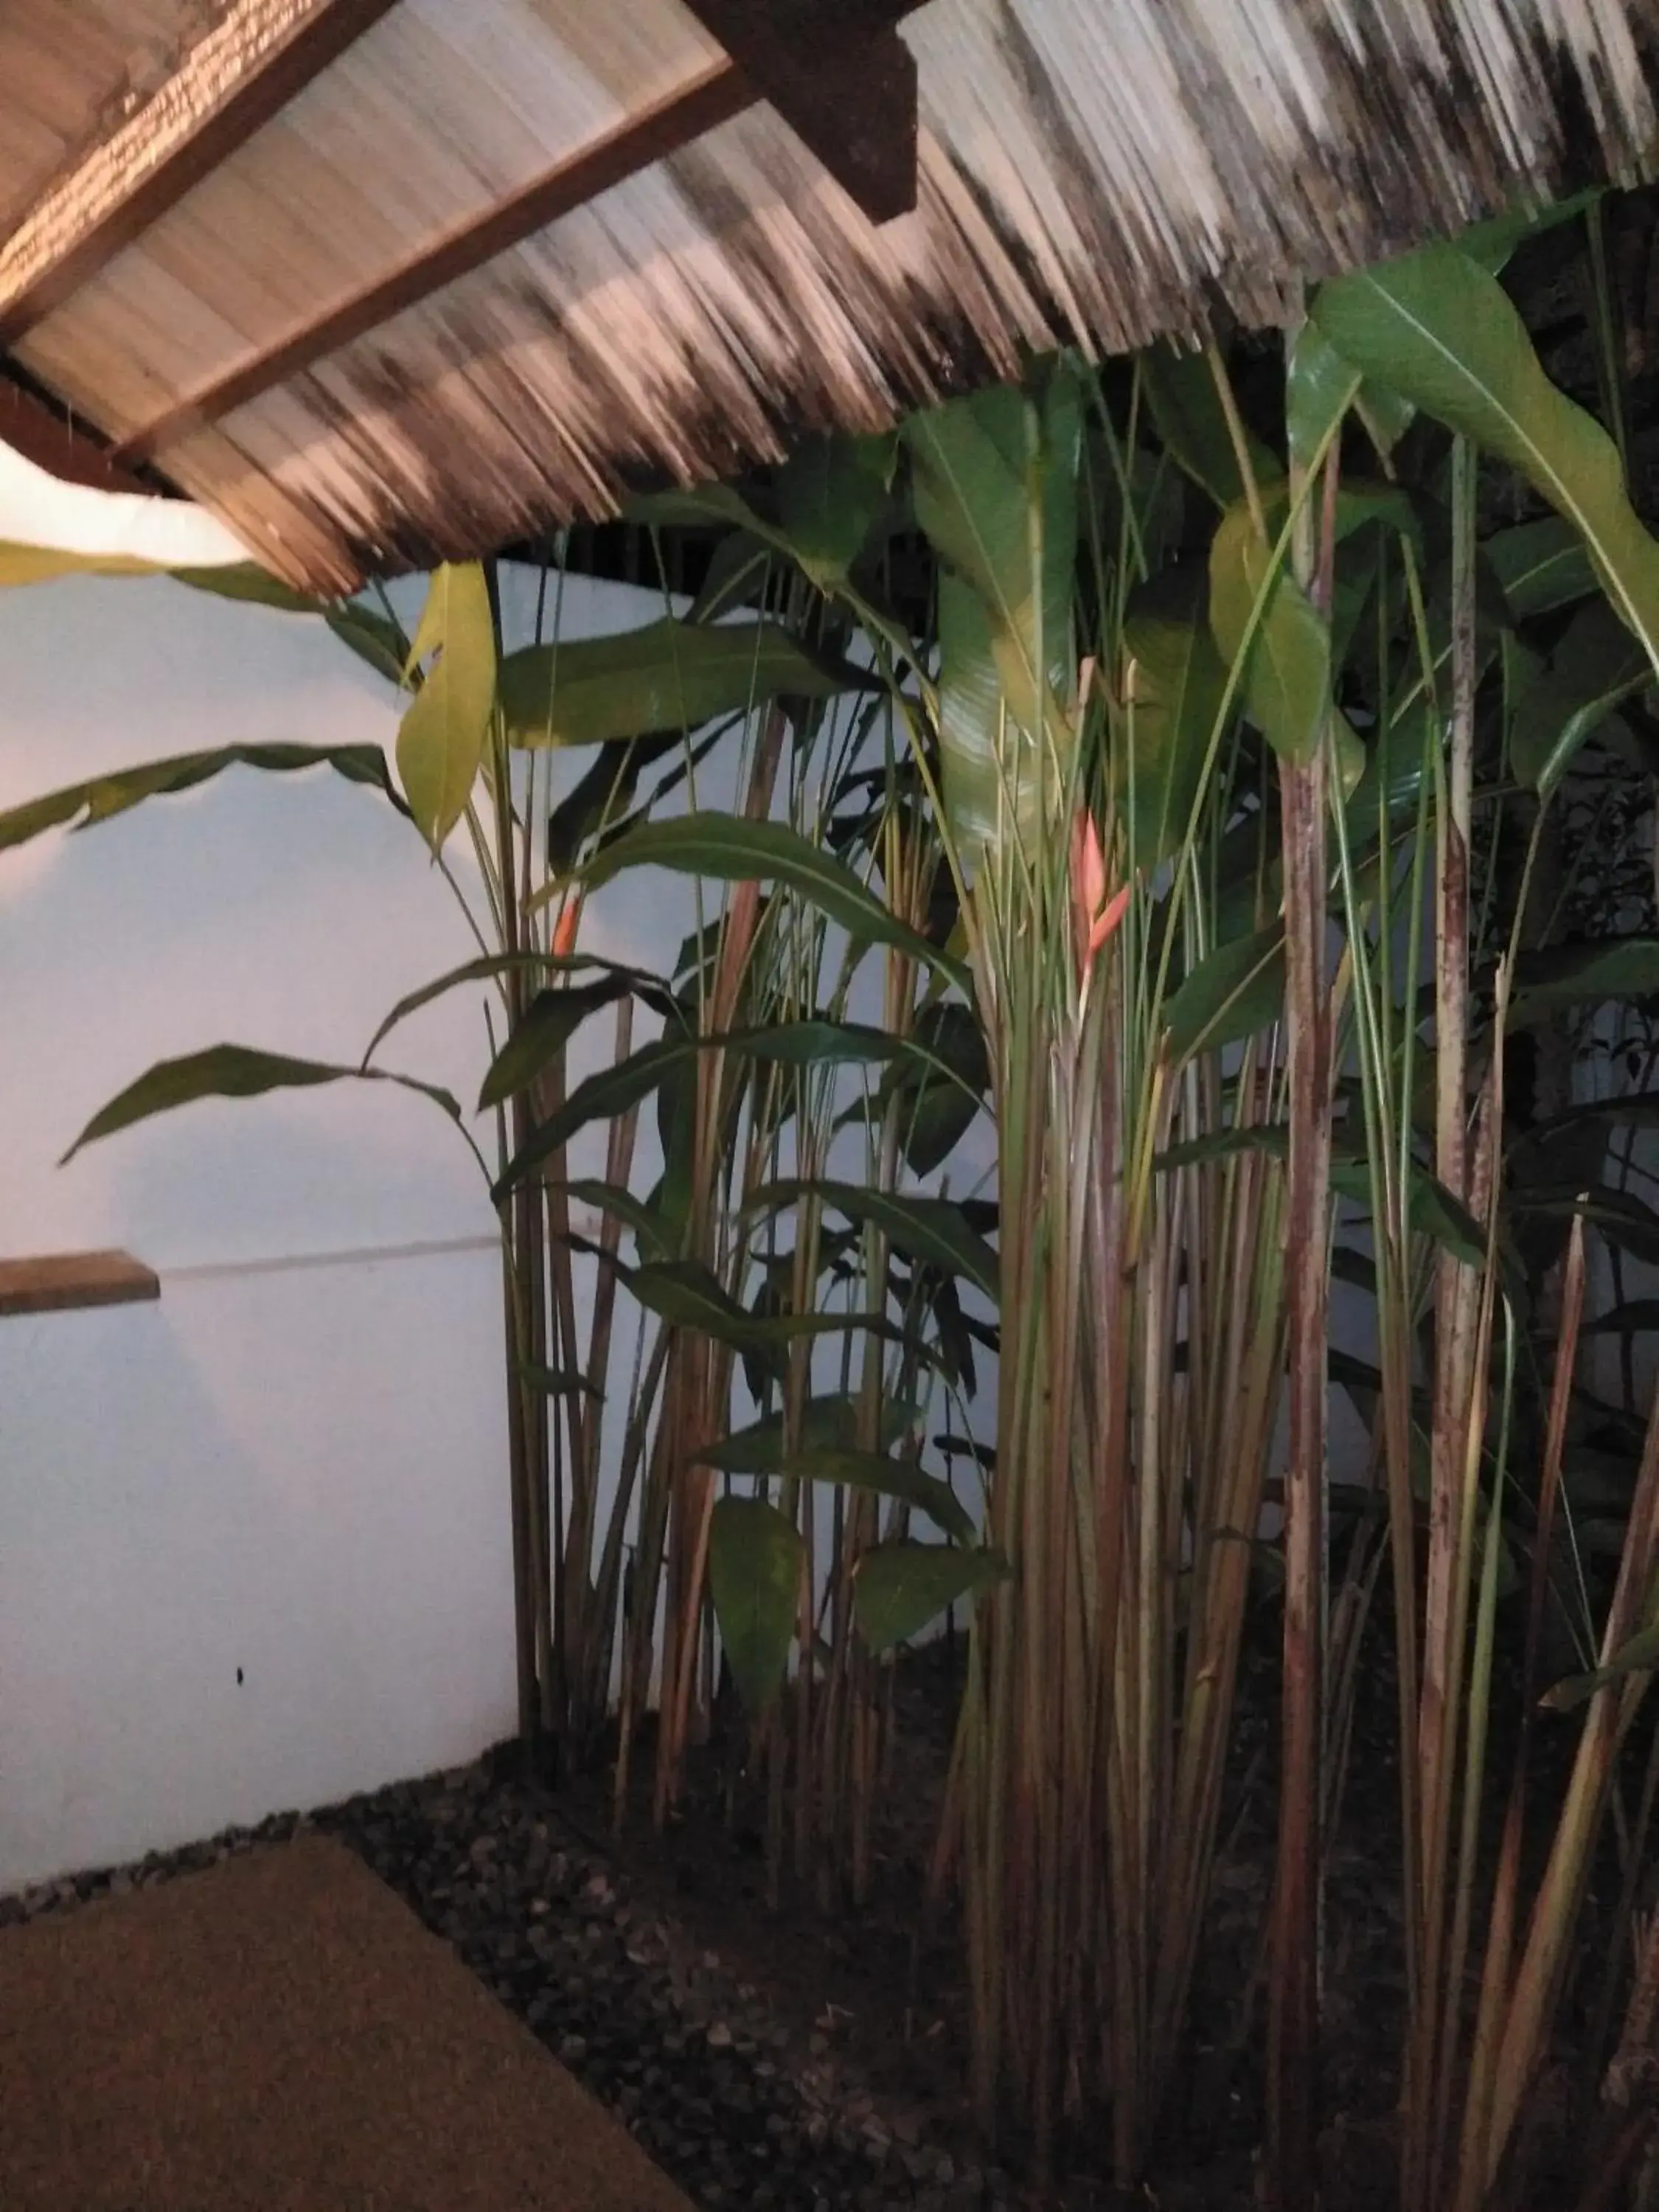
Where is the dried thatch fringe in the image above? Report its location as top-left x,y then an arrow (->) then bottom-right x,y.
17,0 -> 1659,586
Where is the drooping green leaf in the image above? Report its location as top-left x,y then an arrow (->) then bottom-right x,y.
1163,925 -> 1286,1064
1486,517 -> 1597,622
775,432 -> 896,591
397,561 -> 496,851
540,1178 -> 673,1260
170,563 -> 321,612
517,1360 -> 603,1402
1286,319 -> 1418,470
1141,342 -> 1277,508
327,602 -> 411,686
361,948 -> 667,1065
1510,1185 -> 1659,1269
0,742 -> 403,855
768,1448 -> 975,1544
1286,324 -> 1363,477
1116,563 -> 1228,870
1458,190 -> 1601,276
613,1256 -> 922,1366
498,618 -> 866,748
1208,498 -> 1331,765
708,1497 -> 802,1713
62,1044 -> 460,1163
904,363 -> 1082,869
627,485 -> 763,535
1509,597 -> 1651,797
688,531 -> 775,624
871,1002 -> 991,1178
479,976 -> 638,1110
748,1179 -> 998,1300
625,1258 -> 760,1343
1327,1158 -> 1490,1270
703,1394 -> 919,1475
855,1543 -> 1007,1652
570,812 -> 968,992
0,543 -> 173,586
1312,243 -> 1659,675
494,1016 -> 928,1192
1541,1618 -> 1659,1713
495,1036 -> 690,1189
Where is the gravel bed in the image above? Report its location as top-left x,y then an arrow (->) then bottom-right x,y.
0,1750 -> 1016,2212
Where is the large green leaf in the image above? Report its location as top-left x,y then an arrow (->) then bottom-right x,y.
494,1018 -> 919,1189
1285,324 -> 1363,478
904,363 -> 1082,869
62,1044 -> 460,1163
1141,342 -> 1278,507
1511,938 -> 1659,1023
540,1178 -> 673,1261
775,433 -> 896,591
498,618 -> 865,748
855,1542 -> 1007,1652
570,812 -> 968,992
1486,517 -> 1597,622
397,562 -> 495,852
479,976 -> 639,1110
0,742 -> 401,855
766,1448 -> 975,1544
703,1394 -> 919,1474
327,602 -> 411,686
1208,497 -> 1331,765
1509,1185 -> 1659,1269
170,563 -> 320,612
870,1001 -> 990,1177
748,1178 -> 998,1300
495,1036 -> 689,1188
708,1497 -> 802,1714
1509,598 -> 1650,797
625,1258 -> 761,1344
1116,563 -> 1228,870
362,948 -> 666,1064
0,545 -> 182,586
1163,925 -> 1286,1064
1285,322 -> 1417,472
1312,243 -> 1659,674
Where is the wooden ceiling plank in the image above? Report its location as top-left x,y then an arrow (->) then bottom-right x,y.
0,0 -> 403,352
678,0 -> 919,223
112,59 -> 753,467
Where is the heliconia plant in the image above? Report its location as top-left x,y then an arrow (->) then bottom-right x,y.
13,187 -> 1659,2212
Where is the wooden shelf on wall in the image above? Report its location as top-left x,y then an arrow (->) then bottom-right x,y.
0,1250 -> 160,1318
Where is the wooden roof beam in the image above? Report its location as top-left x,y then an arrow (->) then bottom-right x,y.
0,0 -> 403,351
113,60 -> 754,466
679,1 -> 919,224
108,2 -> 922,469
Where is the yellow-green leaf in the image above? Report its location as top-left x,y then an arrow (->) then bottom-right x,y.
397,562 -> 495,852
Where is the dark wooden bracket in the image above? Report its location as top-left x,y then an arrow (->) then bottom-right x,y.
679,0 -> 919,223
0,373 -> 156,493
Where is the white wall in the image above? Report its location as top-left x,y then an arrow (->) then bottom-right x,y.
0,566 -> 686,1893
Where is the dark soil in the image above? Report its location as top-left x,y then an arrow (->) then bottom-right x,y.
2,1598 -> 1642,2212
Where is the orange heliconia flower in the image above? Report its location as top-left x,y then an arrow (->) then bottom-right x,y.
1071,810 -> 1130,970
552,892 -> 583,959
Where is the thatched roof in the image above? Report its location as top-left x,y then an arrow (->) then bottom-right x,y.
4,0 -> 1658,593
